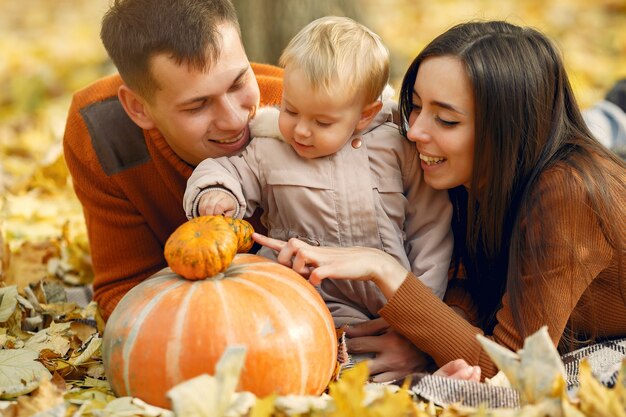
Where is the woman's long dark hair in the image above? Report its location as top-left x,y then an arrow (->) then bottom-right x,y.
399,21 -> 625,338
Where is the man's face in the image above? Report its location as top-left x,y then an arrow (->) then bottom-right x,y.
143,24 -> 260,166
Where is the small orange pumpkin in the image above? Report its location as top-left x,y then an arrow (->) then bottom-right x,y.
164,216 -> 245,280
223,217 -> 255,253
102,254 -> 338,409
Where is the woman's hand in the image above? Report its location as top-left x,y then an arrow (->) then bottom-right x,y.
433,359 -> 481,382
345,318 -> 432,383
346,319 -> 481,382
252,233 -> 408,299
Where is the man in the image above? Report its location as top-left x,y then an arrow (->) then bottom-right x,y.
63,0 -> 282,321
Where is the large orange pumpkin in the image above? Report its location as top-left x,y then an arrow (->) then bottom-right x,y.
102,254 -> 338,409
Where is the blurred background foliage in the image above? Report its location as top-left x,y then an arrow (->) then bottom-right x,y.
0,0 -> 625,272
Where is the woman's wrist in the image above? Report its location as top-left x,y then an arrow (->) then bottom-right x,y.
371,253 -> 409,299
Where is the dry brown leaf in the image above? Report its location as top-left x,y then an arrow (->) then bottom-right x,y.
4,241 -> 58,290
70,320 -> 97,344
0,348 -> 52,399
15,378 -> 65,417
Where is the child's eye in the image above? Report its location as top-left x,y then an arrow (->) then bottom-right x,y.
316,121 -> 332,127
436,116 -> 459,127
284,108 -> 297,116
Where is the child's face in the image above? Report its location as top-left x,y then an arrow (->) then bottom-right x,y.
279,67 -> 368,159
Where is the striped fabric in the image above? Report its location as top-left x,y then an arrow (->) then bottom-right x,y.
404,338 -> 626,408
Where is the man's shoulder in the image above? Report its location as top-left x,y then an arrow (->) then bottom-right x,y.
65,74 -> 151,176
72,74 -> 124,108
251,62 -> 283,79
251,63 -> 283,107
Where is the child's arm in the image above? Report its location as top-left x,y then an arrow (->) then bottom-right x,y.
183,105 -> 281,220
183,145 -> 265,220
402,145 -> 454,299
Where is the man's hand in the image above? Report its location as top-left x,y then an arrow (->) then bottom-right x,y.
345,317 -> 431,383
198,191 -> 238,217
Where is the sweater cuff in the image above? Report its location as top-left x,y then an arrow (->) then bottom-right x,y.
192,186 -> 241,219
379,273 -> 486,370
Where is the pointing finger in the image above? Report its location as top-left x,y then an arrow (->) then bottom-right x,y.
252,233 -> 286,251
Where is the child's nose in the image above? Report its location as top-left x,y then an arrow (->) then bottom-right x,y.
294,121 -> 311,137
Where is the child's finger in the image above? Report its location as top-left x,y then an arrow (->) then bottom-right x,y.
214,197 -> 236,216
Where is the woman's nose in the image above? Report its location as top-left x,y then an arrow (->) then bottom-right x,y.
406,115 -> 430,144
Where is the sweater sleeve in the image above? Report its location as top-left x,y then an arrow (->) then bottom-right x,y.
380,167 -> 614,378
63,87 -> 169,321
184,153 -> 264,220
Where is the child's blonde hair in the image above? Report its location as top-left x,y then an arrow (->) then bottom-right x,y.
279,16 -> 389,104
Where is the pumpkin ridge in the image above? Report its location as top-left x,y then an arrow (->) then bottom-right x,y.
233,269 -> 337,389
237,269 -> 333,325
120,279 -> 186,396
166,280 -> 199,386
213,280 -> 235,346
233,278 -> 309,393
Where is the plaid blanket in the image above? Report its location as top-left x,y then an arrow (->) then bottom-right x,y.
562,338 -> 626,390
406,338 -> 626,409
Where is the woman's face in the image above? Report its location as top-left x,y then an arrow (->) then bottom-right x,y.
406,56 -> 475,190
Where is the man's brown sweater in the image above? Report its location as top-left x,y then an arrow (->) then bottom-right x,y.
63,63 -> 283,321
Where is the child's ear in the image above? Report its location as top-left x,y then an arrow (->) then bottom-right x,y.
117,84 -> 157,130
356,100 -> 383,131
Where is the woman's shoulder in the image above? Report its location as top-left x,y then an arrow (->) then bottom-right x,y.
531,153 -> 626,223
537,151 -> 625,194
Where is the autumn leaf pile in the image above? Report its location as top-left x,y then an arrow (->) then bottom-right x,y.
1,0 -> 625,415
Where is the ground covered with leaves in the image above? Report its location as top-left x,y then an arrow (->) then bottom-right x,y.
1,0 -> 625,415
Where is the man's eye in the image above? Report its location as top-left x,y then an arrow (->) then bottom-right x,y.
185,106 -> 204,114
230,80 -> 245,91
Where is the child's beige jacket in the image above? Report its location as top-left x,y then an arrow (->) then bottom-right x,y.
184,102 -> 453,327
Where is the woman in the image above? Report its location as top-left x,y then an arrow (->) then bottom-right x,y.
254,20 -> 626,379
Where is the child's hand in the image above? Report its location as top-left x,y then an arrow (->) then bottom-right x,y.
198,191 -> 238,217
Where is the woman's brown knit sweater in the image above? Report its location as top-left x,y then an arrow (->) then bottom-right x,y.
381,157 -> 626,378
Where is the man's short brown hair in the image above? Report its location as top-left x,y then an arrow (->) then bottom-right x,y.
101,0 -> 240,101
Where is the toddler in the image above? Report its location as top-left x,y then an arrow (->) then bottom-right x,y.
184,16 -> 453,327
